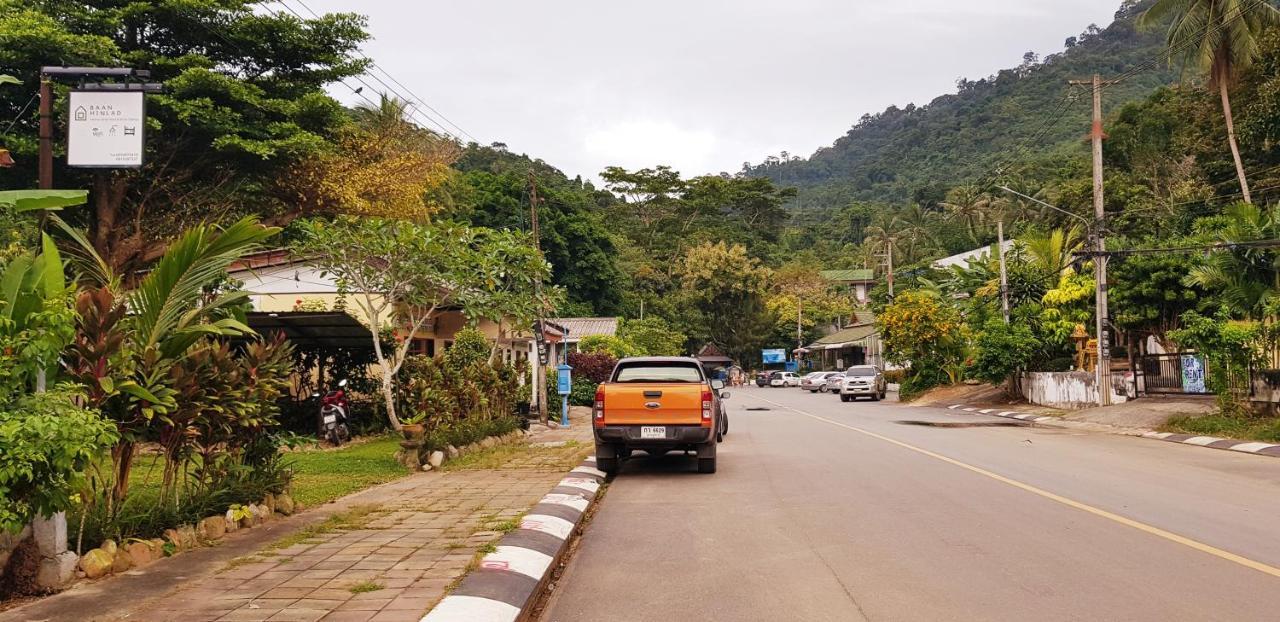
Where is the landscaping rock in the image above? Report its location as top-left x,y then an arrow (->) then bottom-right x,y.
36,550 -> 78,589
256,504 -> 273,522
125,541 -> 154,567
262,493 -> 276,514
197,515 -> 227,541
421,463 -> 432,471
162,528 -> 182,549
32,512 -> 68,556
224,510 -> 239,532
276,493 -> 296,516
111,548 -> 133,573
427,450 -> 445,468
79,548 -> 113,579
148,538 -> 166,556
446,445 -> 460,459
99,538 -> 118,557
178,524 -> 198,548
481,436 -> 497,449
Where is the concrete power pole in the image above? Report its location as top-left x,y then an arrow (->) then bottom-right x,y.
528,170 -> 548,422
997,219 -> 1010,324
1070,74 -> 1113,407
886,240 -> 895,298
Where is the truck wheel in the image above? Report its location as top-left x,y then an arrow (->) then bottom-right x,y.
697,439 -> 717,473
840,394 -> 850,402
597,457 -> 618,474
871,393 -> 880,402
698,457 -> 717,473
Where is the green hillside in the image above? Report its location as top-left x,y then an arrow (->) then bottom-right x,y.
746,0 -> 1176,210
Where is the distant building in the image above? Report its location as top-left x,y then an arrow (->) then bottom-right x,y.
820,268 -> 876,305
932,240 -> 1017,270
556,317 -> 619,352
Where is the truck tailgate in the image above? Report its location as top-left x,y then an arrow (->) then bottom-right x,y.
603,383 -> 703,425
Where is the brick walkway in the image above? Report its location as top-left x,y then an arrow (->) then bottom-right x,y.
16,412 -> 593,622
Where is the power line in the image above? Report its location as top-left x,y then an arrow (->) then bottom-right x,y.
283,0 -> 479,144
1077,238 -> 1280,257
1,89 -> 38,138
266,0 -> 474,143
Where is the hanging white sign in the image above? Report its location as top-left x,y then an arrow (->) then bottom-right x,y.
67,90 -> 145,167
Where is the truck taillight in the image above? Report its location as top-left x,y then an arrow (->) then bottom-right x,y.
593,387 -> 605,427
701,389 -> 713,427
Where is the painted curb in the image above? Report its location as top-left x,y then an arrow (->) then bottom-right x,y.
945,404 -> 1063,425
421,457 -> 606,622
945,403 -> 1280,459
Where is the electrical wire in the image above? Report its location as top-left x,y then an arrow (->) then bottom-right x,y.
283,0 -> 479,144
1,90 -> 38,138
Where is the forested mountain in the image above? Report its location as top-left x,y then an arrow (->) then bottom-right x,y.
745,0 -> 1175,210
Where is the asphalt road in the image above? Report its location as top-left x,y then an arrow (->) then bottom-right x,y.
540,386 -> 1280,621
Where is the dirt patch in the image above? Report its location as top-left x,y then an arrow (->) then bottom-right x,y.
908,383 -> 1021,407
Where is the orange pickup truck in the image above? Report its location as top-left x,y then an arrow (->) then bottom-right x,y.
592,357 -> 729,474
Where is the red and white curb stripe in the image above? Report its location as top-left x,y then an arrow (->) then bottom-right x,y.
421,456 -> 606,622
946,404 -> 1280,459
947,404 -> 1059,424
1139,432 -> 1280,458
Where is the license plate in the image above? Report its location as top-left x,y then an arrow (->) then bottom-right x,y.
323,414 -> 336,424
640,426 -> 666,439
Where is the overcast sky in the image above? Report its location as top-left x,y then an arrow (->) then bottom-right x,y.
298,0 -> 1123,182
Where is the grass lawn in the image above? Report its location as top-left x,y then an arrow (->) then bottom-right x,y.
1162,413 -> 1280,443
286,435 -> 408,506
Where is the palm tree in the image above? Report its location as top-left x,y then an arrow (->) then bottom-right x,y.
353,92 -> 415,132
1185,202 -> 1280,318
1020,227 -> 1084,284
1139,0 -> 1280,203
941,185 -> 992,244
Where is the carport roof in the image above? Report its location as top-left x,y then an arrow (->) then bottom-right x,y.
243,311 -> 374,349
808,324 -> 878,350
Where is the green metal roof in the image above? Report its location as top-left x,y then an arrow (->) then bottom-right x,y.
820,269 -> 875,282
810,323 -> 878,347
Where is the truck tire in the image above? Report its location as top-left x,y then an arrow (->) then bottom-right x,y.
597,457 -> 618,474
871,392 -> 880,402
840,394 -> 851,402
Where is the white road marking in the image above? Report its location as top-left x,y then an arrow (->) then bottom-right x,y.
570,466 -> 607,478
541,493 -> 589,512
520,513 -> 575,540
979,408 -> 995,414
1184,436 -> 1221,446
1230,442 -> 1277,454
748,393 -> 1280,581
478,545 -> 553,581
421,595 -> 520,622
948,404 -> 962,409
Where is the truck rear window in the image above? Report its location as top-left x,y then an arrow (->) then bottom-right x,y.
613,362 -> 704,383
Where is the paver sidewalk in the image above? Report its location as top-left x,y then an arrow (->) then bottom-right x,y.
3,412 -> 592,622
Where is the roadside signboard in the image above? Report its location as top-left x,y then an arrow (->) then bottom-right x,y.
1180,354 -> 1206,393
762,348 -> 785,364
67,90 -> 145,167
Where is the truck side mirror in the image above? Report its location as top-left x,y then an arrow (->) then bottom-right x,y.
719,391 -> 730,400
710,379 -> 725,390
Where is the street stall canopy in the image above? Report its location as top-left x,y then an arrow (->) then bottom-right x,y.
696,343 -> 734,368
242,311 -> 374,349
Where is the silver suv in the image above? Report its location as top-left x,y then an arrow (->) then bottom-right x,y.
839,365 -> 886,402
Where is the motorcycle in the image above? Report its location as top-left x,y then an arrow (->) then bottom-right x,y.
315,378 -> 352,446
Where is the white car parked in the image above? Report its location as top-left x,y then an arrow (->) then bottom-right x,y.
770,371 -> 801,387
839,365 -> 887,402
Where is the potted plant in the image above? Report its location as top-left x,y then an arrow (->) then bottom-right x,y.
401,411 -> 427,440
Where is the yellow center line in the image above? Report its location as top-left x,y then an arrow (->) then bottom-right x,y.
747,392 -> 1280,580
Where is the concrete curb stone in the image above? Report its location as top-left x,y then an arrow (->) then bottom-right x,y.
943,403 -> 1280,459
421,457 -> 606,622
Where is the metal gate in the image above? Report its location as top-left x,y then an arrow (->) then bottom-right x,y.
1137,353 -> 1212,395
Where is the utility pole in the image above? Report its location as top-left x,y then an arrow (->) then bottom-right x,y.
528,170 -> 548,422
38,76 -> 52,190
796,297 -> 803,351
886,240 -> 895,298
997,219 -> 1010,323
1070,74 -> 1113,406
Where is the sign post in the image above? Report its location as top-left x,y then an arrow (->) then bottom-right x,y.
556,363 -> 572,427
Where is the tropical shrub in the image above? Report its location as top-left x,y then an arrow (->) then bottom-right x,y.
970,319 -> 1038,389
578,334 -> 643,358
878,290 -> 966,396
618,317 -> 685,356
0,388 -> 117,533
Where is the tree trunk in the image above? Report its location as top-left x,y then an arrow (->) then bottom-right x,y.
1219,68 -> 1252,204
379,362 -> 401,430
